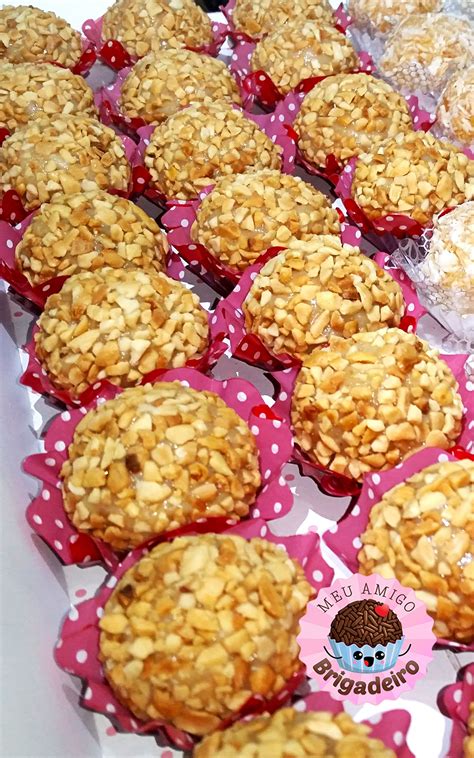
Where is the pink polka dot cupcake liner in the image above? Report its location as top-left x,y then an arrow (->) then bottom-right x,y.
293,692 -> 414,757
132,107 -> 297,210
0,135 -> 138,227
54,518 -> 333,750
97,63 -> 253,138
212,250 -> 425,372
19,281 -> 227,408
229,37 -> 374,113
439,663 -> 474,757
24,368 -> 295,570
270,351 -> 474,499
222,0 -> 350,45
81,16 -> 229,72
323,444 -> 474,651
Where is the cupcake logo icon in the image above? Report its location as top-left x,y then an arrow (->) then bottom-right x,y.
298,574 -> 436,705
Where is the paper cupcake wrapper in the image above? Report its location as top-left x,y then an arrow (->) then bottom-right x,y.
212,250 -> 425,373
293,692 -> 414,758
54,519 -> 333,750
24,368 -> 294,569
438,663 -> 474,758
323,445 -> 474,651
328,636 -> 406,674
133,106 -> 297,210
98,62 -> 253,138
19,275 -> 227,408
222,0 -> 350,44
81,15 -> 228,72
271,352 -> 473,498
0,135 -> 138,227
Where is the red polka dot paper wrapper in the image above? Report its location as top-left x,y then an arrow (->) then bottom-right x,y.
24,368 -> 295,570
81,16 -> 229,72
212,250 -> 425,372
54,519 -> 333,750
439,663 -> 474,758
270,351 -> 474,499
222,0 -> 350,44
0,135 -> 138,227
132,106 -> 297,210
323,445 -> 474,651
19,266 -> 227,408
291,692 -> 414,757
97,63 -> 253,138
0,214 -> 175,310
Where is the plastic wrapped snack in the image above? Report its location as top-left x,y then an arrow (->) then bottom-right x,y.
191,170 -> 340,273
231,0 -> 335,39
358,459 -> 474,645
243,236 -> 404,358
35,268 -> 209,398
351,131 -> 474,226
379,14 -> 474,98
119,50 -> 241,125
250,20 -> 358,95
291,327 -> 463,481
0,116 -> 131,212
0,63 -> 97,134
348,0 -> 442,36
99,533 -> 314,734
0,5 -> 83,68
144,103 -> 282,200
101,0 -> 213,59
195,707 -> 396,757
436,65 -> 474,149
61,382 -> 261,550
294,73 -> 413,171
15,190 -> 167,287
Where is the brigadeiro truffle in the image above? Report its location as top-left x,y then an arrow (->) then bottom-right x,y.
291,327 -> 463,481
190,170 -> 340,273
0,5 -> 83,68
35,268 -> 209,398
61,382 -> 261,550
243,236 -> 404,358
0,116 -> 131,212
378,13 -> 474,98
98,533 -> 314,734
347,0 -> 442,36
231,0 -> 335,39
119,50 -> 241,125
294,73 -> 413,171
195,707 -> 396,757
351,131 -> 474,226
436,65 -> 474,149
0,63 -> 97,134
101,0 -> 213,59
15,190 -> 168,287
359,459 -> 474,644
251,20 -> 358,95
144,103 -> 282,200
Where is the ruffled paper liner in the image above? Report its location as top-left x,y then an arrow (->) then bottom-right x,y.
392,228 -> 474,351
270,351 -> 473,498
97,62 -> 253,138
0,135 -> 138,226
323,445 -> 474,652
438,663 -> 474,758
212,251 -> 425,373
19,276 -> 227,408
132,106 -> 297,211
24,368 -> 295,570
290,693 -> 414,758
81,16 -> 228,72
54,519 -> 333,750
222,0 -> 350,44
